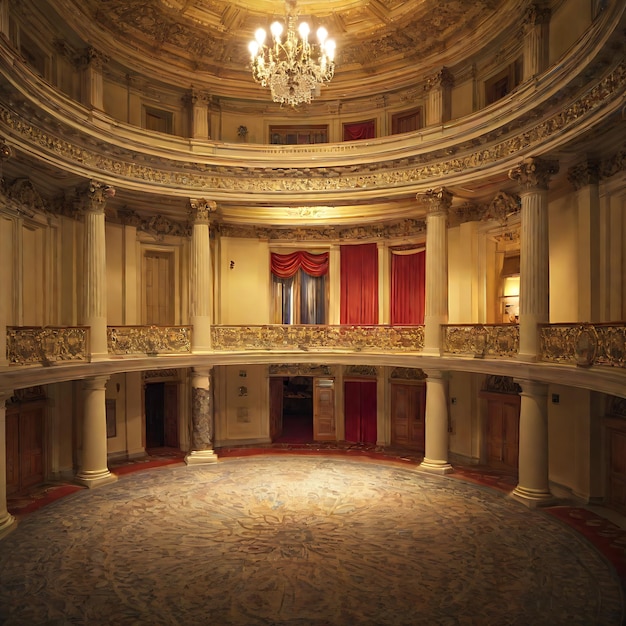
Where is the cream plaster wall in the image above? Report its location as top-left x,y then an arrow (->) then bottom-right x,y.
550,0 -> 592,64
451,79 -> 474,120
214,364 -> 270,445
448,222 -> 480,324
21,223 -> 44,326
549,201 -> 578,322
547,384 -> 603,501
448,371 -> 479,463
218,237 -> 271,325
106,223 -> 124,326
48,381 -> 76,478
103,79 -> 129,124
0,215 -> 14,327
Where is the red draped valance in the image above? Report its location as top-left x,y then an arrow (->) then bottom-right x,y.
271,251 -> 329,278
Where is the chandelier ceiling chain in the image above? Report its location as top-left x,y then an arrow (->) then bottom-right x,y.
248,0 -> 336,107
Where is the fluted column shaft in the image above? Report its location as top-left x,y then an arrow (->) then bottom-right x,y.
189,199 -> 216,352
509,158 -> 558,361
420,188 -> 452,355
76,376 -> 117,488
420,370 -> 453,474
0,392 -> 16,537
512,379 -> 552,505
80,48 -> 105,110
523,5 -> 550,81
83,182 -> 114,359
185,367 -> 218,465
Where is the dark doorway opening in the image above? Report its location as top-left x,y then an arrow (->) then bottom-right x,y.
145,382 -> 179,450
272,376 -> 314,443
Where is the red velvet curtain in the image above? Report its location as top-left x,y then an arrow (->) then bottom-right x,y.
344,381 -> 377,444
391,249 -> 425,325
343,120 -> 376,141
340,243 -> 378,324
271,251 -> 328,278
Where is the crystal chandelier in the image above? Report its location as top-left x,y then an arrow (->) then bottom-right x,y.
248,0 -> 336,106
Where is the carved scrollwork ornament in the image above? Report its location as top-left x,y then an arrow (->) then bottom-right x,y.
523,4 -> 551,29
484,191 -> 520,224
424,67 -> 454,92
78,46 -> 108,70
508,157 -> 559,191
416,187 -> 453,215
189,198 -> 217,224
184,89 -> 211,107
567,160 -> 601,190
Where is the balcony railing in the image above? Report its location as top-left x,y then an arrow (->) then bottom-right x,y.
540,323 -> 626,368
107,326 -> 192,356
211,325 -> 425,352
442,324 -> 519,358
6,326 -> 89,365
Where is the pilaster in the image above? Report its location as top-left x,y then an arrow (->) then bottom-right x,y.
185,90 -> 211,140
79,47 -> 107,110
418,188 -> 452,355
508,158 -> 558,361
423,68 -> 453,126
522,4 -> 551,81
185,367 -> 218,465
189,198 -> 216,352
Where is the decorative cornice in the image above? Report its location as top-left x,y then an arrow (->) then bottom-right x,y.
269,363 -> 333,377
119,208 -> 190,238
508,157 -> 559,191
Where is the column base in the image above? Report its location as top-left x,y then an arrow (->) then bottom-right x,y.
185,449 -> 218,465
75,469 -> 118,489
0,512 -> 16,539
510,485 -> 555,508
419,458 -> 454,474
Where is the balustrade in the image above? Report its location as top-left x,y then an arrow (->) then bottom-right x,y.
442,324 -> 519,358
6,326 -> 89,365
107,326 -> 192,355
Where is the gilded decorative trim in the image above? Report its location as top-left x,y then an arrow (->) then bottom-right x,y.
212,325 -> 424,352
7,326 -> 89,365
442,324 -> 519,358
540,323 -> 626,368
143,369 -> 179,379
390,367 -> 427,380
269,364 -> 333,377
107,326 -> 192,355
482,375 -> 521,395
344,365 -> 378,377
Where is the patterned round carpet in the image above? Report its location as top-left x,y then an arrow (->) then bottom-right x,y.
0,456 -> 623,625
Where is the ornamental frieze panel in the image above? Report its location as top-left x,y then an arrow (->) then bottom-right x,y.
390,367 -> 427,380
269,364 -> 333,377
344,365 -> 378,378
442,324 -> 519,358
0,62 -> 623,194
107,326 -> 192,355
7,326 -> 89,365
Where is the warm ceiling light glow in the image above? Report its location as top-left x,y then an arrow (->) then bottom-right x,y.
248,0 -> 336,106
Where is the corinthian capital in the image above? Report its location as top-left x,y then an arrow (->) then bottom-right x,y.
78,47 -> 108,70
82,180 -> 115,213
189,198 -> 217,223
424,67 -> 454,92
523,3 -> 551,29
508,157 -> 559,191
184,89 -> 211,107
416,187 -> 453,215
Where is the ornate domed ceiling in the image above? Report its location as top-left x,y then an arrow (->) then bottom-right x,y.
44,0 -> 520,102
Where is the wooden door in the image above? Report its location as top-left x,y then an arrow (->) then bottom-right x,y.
163,382 -> 179,448
607,425 -> 626,515
391,382 -> 425,451
144,251 -> 174,325
483,392 -> 520,470
269,377 -> 284,441
313,378 -> 335,441
5,401 -> 45,495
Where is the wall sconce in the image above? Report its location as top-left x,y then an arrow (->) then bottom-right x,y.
230,260 -> 235,269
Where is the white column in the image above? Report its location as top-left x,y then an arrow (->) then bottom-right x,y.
186,90 -> 210,140
329,244 -> 341,325
423,68 -> 453,126
509,158 -> 558,361
82,181 -> 114,360
419,188 -> 452,355
0,391 -> 16,537
512,379 -> 552,506
377,241 -> 389,325
189,199 -> 216,353
420,370 -> 453,474
76,376 -> 117,488
522,4 -> 551,81
185,367 -> 218,465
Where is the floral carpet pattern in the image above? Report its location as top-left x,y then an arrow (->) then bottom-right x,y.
0,456 -> 623,625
